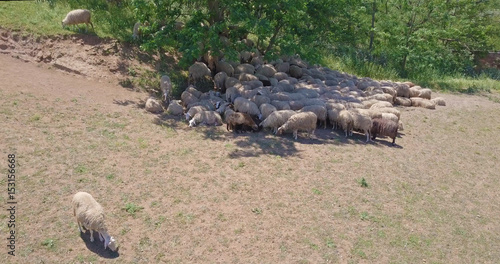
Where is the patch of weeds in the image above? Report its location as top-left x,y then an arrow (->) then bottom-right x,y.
74,164 -> 88,174
77,178 -> 88,183
235,161 -> 245,169
359,178 -> 369,188
312,188 -> 322,195
119,78 -> 133,88
360,211 -> 370,221
154,215 -> 167,228
176,212 -> 195,224
217,213 -> 227,222
325,238 -> 336,248
120,227 -> 131,235
251,207 -> 263,215
234,228 -> 244,234
106,173 -> 115,180
41,238 -> 57,251
138,138 -> 148,149
128,67 -> 137,77
123,203 -> 144,217
30,114 -> 41,122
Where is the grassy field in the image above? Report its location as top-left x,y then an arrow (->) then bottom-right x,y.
0,1 -> 135,40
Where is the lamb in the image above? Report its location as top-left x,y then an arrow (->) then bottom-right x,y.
277,112 -> 317,140
160,75 -> 172,102
370,117 -> 399,146
233,97 -> 262,119
132,22 -> 149,40
188,111 -> 223,127
259,110 -> 296,134
185,105 -> 208,120
72,192 -> 117,251
299,105 -> 327,129
349,110 -> 373,142
225,112 -> 258,132
62,9 -> 93,29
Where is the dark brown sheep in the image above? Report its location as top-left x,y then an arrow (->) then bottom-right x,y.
370,118 -> 399,146
226,112 -> 259,132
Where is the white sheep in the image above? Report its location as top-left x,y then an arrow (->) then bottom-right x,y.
214,72 -> 227,92
62,9 -> 93,30
188,111 -> 223,127
185,105 -> 208,120
349,110 -> 373,142
72,192 -> 117,251
298,105 -> 327,129
327,108 -> 341,129
410,97 -> 436,109
233,97 -> 262,119
338,109 -> 353,137
259,103 -> 277,120
370,101 -> 393,109
259,110 -> 296,134
277,112 -> 317,140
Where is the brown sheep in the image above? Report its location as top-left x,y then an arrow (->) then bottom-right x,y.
226,112 -> 258,132
370,118 -> 399,146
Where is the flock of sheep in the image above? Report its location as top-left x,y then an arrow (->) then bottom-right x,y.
60,9 -> 447,253
162,52 -> 445,145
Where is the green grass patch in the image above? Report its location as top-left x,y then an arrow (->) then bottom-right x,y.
0,1 -> 135,40
0,2 -> 71,36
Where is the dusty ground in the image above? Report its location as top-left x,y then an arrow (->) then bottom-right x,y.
1,29 -> 500,264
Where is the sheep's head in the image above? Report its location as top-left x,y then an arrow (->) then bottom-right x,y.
188,119 -> 196,127
185,113 -> 191,121
277,127 -> 284,135
105,236 -> 118,252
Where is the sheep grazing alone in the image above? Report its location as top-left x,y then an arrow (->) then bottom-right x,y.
188,111 -> 222,127
72,192 -> 117,251
226,112 -> 258,132
277,112 -> 317,140
371,118 -> 399,146
62,9 -> 93,30
259,110 -> 296,134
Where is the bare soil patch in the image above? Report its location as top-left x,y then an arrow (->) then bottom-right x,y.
1,31 -> 500,264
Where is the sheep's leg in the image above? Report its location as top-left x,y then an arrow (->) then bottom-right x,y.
89,230 -> 95,242
99,232 -> 104,242
365,131 -> 370,142
293,130 -> 298,140
77,221 -> 83,233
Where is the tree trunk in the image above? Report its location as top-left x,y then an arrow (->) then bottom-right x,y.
369,1 -> 376,52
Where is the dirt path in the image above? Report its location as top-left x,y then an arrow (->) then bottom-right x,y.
1,41 -> 500,264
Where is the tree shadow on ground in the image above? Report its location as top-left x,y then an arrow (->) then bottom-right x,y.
79,231 -> 119,259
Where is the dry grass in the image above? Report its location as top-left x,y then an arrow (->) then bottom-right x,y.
1,52 -> 500,263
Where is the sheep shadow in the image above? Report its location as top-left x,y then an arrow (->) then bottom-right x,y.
113,99 -> 139,107
79,231 -> 120,259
